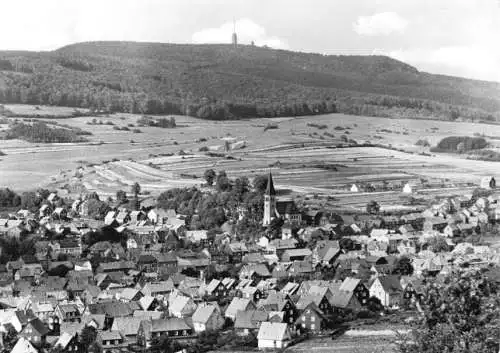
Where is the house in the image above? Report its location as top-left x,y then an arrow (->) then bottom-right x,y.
137,254 -> 158,272
98,330 -> 127,353
185,230 -> 209,245
31,302 -> 55,323
239,263 -> 271,281
11,337 -> 38,353
130,210 -> 147,224
369,275 -> 403,308
141,280 -> 174,298
281,248 -> 312,262
115,209 -> 131,224
119,288 -> 144,302
257,322 -> 292,349
19,318 -> 50,347
340,277 -> 369,305
402,183 -> 412,194
239,286 -> 262,303
258,293 -> 297,324
480,176 -> 496,189
234,310 -> 268,336
225,297 -> 257,320
54,332 -> 80,353
111,317 -> 143,343
147,208 -> 171,225
202,279 -> 228,299
313,240 -> 340,267
168,295 -> 197,318
268,239 -> 298,256
58,239 -> 82,257
154,253 -> 178,275
423,217 -> 448,232
137,318 -> 193,348
192,304 -> 224,333
351,184 -> 359,192
330,289 -> 362,313
226,242 -> 249,262
96,260 -> 135,274
281,282 -> 300,296
296,303 -> 327,333
55,304 -> 81,323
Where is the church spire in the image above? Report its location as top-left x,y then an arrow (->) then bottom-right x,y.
266,171 -> 276,196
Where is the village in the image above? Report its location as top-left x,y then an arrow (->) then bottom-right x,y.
0,169 -> 498,353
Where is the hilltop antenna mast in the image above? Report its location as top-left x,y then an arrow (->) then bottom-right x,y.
232,17 -> 238,49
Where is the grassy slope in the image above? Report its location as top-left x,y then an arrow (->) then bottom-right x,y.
0,41 -> 499,118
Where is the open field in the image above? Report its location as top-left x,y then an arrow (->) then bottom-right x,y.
2,105 -> 500,209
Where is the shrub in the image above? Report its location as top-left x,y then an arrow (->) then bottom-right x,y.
199,146 -> 209,152
415,139 -> 430,147
430,136 -> 487,153
132,128 -> 142,133
264,123 -> 278,131
307,123 -> 328,129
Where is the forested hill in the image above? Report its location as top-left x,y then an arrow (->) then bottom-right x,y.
0,41 -> 499,121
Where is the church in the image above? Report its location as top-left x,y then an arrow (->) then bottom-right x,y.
262,172 -> 302,226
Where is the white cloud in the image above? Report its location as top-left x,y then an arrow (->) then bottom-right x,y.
353,12 -> 408,36
192,18 -> 288,49
388,45 -> 500,82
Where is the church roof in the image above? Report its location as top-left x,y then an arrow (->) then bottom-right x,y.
266,172 -> 276,196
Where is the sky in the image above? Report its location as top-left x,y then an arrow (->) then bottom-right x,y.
1,0 -> 499,82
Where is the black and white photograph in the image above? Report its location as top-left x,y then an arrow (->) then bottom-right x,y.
0,1 -> 499,352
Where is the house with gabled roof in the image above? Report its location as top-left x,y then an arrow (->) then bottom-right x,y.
239,286 -> 262,303
281,248 -> 312,262
295,302 -> 327,333
329,288 -> 362,313
111,317 -> 143,343
258,292 -> 297,325
192,303 -> 224,333
313,240 -> 341,268
296,288 -> 333,316
225,297 -> 256,321
201,279 -> 228,299
138,295 -> 158,311
340,277 -> 369,305
168,294 -> 197,318
19,317 -> 50,347
98,330 -> 127,353
55,303 -> 81,323
369,275 -> 403,308
141,280 -> 174,298
11,337 -> 38,353
280,282 -> 300,296
239,263 -> 271,280
257,322 -> 292,349
234,309 -> 268,336
137,318 -> 193,348
54,332 -> 79,353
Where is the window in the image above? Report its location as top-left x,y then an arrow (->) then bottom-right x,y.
301,316 -> 305,322
311,316 -> 315,322
311,324 -> 315,330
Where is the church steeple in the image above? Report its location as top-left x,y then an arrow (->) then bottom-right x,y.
266,171 -> 276,196
263,171 -> 277,226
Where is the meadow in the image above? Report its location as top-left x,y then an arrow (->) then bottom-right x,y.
1,104 -> 500,211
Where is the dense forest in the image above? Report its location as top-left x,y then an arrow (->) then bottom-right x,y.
0,42 -> 499,121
